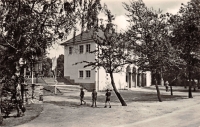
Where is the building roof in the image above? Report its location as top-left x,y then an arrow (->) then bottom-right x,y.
61,28 -> 104,46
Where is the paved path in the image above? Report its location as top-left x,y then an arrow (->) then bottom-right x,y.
117,103 -> 200,127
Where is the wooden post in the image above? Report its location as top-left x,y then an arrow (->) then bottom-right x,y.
54,68 -> 57,94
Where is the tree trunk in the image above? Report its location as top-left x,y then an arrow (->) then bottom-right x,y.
198,79 -> 200,89
160,68 -> 164,86
155,78 -> 162,102
109,72 -> 127,106
0,81 -> 4,125
189,85 -> 193,98
188,71 -> 193,98
170,86 -> 173,96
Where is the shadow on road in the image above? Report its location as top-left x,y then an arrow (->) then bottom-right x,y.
44,101 -> 92,108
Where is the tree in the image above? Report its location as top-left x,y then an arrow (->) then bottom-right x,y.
0,0 -> 103,123
169,0 -> 200,98
0,0 -> 78,119
123,0 -> 181,102
0,0 -> 102,75
42,56 -> 52,77
75,7 -> 131,106
57,54 -> 64,77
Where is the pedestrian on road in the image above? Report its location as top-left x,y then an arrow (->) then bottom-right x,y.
80,88 -> 86,105
165,81 -> 169,92
104,89 -> 111,108
91,89 -> 97,107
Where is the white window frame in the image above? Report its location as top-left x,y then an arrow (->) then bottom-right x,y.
85,70 -> 91,78
86,44 -> 91,53
69,47 -> 73,54
79,45 -> 84,54
79,70 -> 84,78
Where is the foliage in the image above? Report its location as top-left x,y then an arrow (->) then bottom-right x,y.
123,0 -> 184,102
0,0 -> 104,121
0,0 -> 102,76
170,0 -> 200,69
123,0 -> 181,74
169,0 -> 200,97
42,56 -> 52,77
0,0 -> 72,76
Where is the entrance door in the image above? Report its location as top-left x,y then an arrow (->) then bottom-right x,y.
132,67 -> 136,87
137,73 -> 141,87
142,73 -> 146,87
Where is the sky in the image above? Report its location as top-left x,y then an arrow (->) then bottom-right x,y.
47,0 -> 190,58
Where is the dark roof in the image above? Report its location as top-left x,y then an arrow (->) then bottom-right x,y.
61,29 -> 94,46
61,28 -> 104,46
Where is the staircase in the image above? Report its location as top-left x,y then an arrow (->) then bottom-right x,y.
25,78 -> 46,84
42,77 -> 81,93
57,76 -> 79,85
55,85 -> 81,93
57,77 -> 95,91
42,78 -> 56,85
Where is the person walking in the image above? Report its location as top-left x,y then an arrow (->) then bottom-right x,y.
104,89 -> 111,108
80,88 -> 86,105
91,89 -> 97,107
165,81 -> 169,92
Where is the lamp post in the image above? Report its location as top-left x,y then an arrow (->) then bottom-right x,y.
30,48 -> 38,100
35,60 -> 42,83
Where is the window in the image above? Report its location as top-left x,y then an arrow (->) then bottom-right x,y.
86,70 -> 91,78
79,71 -> 84,78
79,45 -> 84,54
69,47 -> 73,54
86,44 -> 91,53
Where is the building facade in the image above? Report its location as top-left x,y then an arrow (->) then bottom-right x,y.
61,30 -> 151,91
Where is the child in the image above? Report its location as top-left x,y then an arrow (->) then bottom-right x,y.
165,81 -> 169,92
104,89 -> 111,108
91,89 -> 97,107
80,88 -> 86,105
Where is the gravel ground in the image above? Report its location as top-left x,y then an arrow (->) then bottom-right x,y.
15,85 -> 200,127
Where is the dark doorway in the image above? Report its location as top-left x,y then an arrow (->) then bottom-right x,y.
129,72 -> 131,88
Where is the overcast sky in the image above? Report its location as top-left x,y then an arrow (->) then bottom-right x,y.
47,0 -> 190,58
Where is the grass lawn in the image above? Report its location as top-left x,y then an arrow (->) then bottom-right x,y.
65,87 -> 191,105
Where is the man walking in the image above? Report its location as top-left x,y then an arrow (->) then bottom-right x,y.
80,88 -> 86,105
91,89 -> 97,107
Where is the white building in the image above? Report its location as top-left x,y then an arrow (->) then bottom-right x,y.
61,30 -> 151,91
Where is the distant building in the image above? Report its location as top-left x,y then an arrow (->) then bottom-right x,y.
61,30 -> 151,91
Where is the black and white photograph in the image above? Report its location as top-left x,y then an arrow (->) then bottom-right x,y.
0,0 -> 200,127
